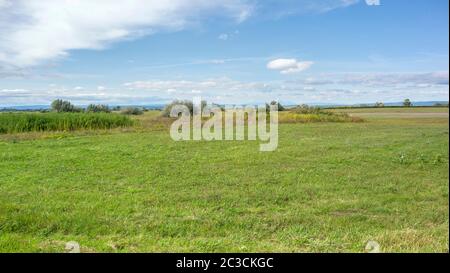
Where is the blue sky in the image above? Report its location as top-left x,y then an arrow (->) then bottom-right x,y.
0,0 -> 448,106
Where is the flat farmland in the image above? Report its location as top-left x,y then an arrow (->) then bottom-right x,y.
0,108 -> 448,252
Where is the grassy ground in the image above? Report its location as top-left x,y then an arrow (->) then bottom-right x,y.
0,108 -> 448,252
328,107 -> 449,113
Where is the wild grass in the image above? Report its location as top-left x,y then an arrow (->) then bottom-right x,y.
0,112 -> 134,134
279,111 -> 363,123
0,108 -> 448,253
275,105 -> 364,123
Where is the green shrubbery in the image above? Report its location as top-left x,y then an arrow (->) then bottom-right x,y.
51,99 -> 82,113
266,101 -> 286,112
120,107 -> 144,115
0,112 -> 133,134
161,100 -> 207,117
279,104 -> 363,123
403,99 -> 413,107
86,104 -> 111,113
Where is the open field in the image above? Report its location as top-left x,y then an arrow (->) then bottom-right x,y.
0,108 -> 448,252
328,107 -> 449,119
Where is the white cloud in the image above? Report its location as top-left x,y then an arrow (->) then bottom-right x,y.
256,0 -> 359,18
218,34 -> 229,40
365,0 -> 380,6
0,1 -> 364,70
73,86 -> 84,91
267,58 -> 314,74
1,72 -> 448,106
97,86 -> 106,91
295,71 -> 450,86
0,0 -> 253,68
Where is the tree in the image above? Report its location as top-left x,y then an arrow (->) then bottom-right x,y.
375,102 -> 384,107
161,100 -> 207,117
86,104 -> 110,113
266,101 -> 285,112
403,99 -> 412,107
51,99 -> 80,112
120,107 -> 144,115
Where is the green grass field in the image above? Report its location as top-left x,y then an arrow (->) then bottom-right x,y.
0,108 -> 448,252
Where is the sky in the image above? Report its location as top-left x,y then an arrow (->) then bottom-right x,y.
0,0 -> 448,106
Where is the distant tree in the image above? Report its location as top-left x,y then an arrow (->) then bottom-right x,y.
161,100 -> 207,117
293,104 -> 322,114
375,102 -> 385,108
120,107 -> 144,115
51,99 -> 80,112
86,104 -> 111,113
403,99 -> 412,107
433,102 -> 449,107
267,101 -> 286,112
265,101 -> 286,112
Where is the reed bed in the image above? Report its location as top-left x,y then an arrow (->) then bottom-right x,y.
0,112 -> 134,134
278,111 -> 363,123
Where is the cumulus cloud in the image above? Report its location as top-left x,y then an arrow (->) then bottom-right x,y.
365,0 -> 381,6
294,71 -> 450,86
267,58 -> 314,74
1,72 -> 448,106
0,0 -> 253,68
0,0 -> 365,70
218,34 -> 229,40
123,78 -> 273,94
255,0 -> 359,18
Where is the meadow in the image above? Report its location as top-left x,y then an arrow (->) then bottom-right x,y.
0,107 -> 448,252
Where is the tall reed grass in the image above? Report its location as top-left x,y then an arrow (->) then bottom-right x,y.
0,112 -> 134,134
278,111 -> 363,123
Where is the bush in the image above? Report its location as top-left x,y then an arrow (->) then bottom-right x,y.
292,104 -> 323,114
161,100 -> 207,117
86,104 -> 111,113
266,101 -> 286,112
403,99 -> 412,107
51,99 -> 81,112
279,111 -> 363,123
121,107 -> 144,115
0,112 -> 134,134
278,105 -> 364,123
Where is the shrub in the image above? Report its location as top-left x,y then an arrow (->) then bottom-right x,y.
291,104 -> 323,114
121,107 -> 144,115
51,99 -> 81,112
266,101 -> 286,112
278,105 -> 364,124
86,104 -> 111,113
278,111 -> 363,123
403,99 -> 412,107
161,100 -> 207,117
